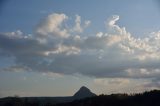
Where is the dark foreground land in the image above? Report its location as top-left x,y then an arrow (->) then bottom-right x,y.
56,90 -> 160,106
0,90 -> 160,106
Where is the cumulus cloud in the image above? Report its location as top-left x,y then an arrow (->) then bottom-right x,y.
108,15 -> 119,26
72,15 -> 83,33
0,13 -> 160,87
36,13 -> 69,38
106,15 -> 128,35
71,15 -> 91,33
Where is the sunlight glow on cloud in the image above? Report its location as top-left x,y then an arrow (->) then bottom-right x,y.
36,13 -> 69,38
94,78 -> 130,86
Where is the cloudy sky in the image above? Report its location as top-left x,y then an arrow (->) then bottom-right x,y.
1,0 -> 160,97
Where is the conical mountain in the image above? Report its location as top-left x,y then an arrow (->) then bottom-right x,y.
73,86 -> 96,99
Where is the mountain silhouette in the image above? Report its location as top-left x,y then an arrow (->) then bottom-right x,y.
0,86 -> 97,105
73,86 -> 96,99
2,88 -> 160,106
55,90 -> 160,106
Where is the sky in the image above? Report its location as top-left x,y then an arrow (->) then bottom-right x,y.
0,0 -> 160,97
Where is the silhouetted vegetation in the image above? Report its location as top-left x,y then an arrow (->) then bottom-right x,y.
0,90 -> 160,106
55,90 -> 160,106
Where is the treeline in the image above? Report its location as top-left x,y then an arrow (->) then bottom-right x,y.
0,90 -> 160,106
55,90 -> 160,106
0,97 -> 41,106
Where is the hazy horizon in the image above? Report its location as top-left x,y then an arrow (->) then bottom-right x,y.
1,0 -> 160,98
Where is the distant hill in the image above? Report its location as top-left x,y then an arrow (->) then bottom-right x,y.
73,86 -> 96,99
0,86 -> 96,106
55,90 -> 160,106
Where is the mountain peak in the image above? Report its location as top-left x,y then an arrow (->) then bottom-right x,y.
73,86 -> 96,99
79,86 -> 90,91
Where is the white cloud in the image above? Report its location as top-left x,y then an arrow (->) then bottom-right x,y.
84,20 -> 91,28
108,15 -> 119,26
0,13 -> 160,84
106,15 -> 128,35
36,13 -> 69,38
96,32 -> 103,38
45,44 -> 81,56
72,15 -> 83,33
71,15 -> 91,33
